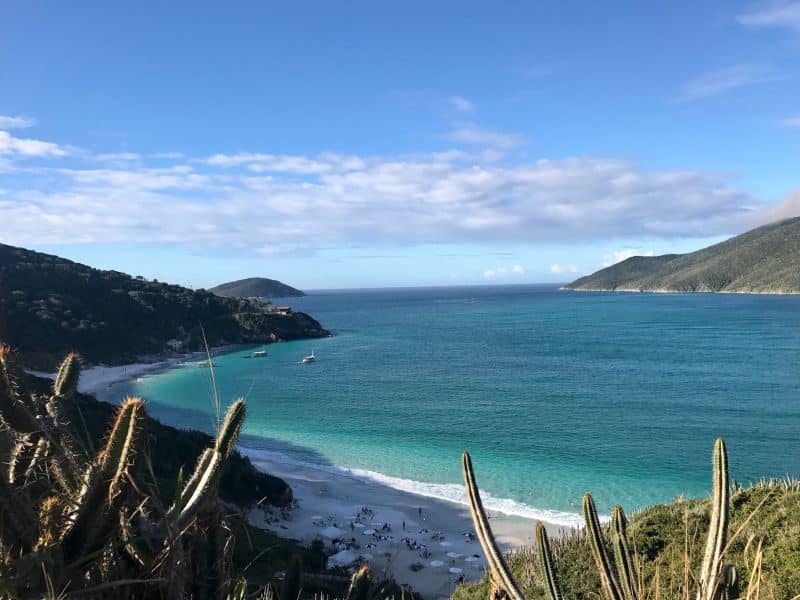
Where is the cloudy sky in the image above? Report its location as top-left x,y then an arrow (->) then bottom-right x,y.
1,1 -> 798,289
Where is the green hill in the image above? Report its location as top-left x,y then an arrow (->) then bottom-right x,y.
0,243 -> 329,368
565,216 -> 800,294
210,276 -> 305,298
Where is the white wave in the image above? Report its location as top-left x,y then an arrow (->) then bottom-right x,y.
240,446 -> 588,529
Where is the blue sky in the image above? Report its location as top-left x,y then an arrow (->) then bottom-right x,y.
1,1 -> 799,289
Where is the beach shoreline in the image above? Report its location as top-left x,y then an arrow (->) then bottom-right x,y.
27,343 -> 247,395
244,449 -> 572,599
37,352 -> 574,598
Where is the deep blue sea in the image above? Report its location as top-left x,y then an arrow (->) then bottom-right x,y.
103,285 -> 800,526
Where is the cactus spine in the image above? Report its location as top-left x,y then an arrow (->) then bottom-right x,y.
697,437 -> 729,600
462,451 -> 526,600
535,522 -> 563,600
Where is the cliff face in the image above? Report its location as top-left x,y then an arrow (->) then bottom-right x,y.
565,216 -> 800,294
0,243 -> 329,368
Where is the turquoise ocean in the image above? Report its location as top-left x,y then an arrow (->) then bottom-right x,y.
101,286 -> 800,527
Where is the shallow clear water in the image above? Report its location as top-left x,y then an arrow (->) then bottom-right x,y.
104,285 -> 800,525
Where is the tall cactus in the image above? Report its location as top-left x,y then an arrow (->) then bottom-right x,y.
462,451 -> 526,600
611,506 -> 639,600
535,522 -> 563,600
583,493 -> 625,600
697,438 -> 729,600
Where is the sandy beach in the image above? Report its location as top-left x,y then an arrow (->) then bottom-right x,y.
27,346 -> 241,396
244,451 -> 568,599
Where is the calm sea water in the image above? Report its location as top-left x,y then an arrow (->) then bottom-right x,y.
103,285 -> 800,526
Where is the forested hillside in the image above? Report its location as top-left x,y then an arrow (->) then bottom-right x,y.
0,243 -> 328,368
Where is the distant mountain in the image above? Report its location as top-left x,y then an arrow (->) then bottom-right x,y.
565,216 -> 800,294
0,244 -> 329,368
210,277 -> 305,299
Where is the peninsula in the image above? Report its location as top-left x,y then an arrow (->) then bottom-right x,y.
565,216 -> 800,294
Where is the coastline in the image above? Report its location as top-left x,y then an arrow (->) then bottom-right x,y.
244,448 -> 562,598
562,286 -> 800,295
27,343 -> 246,395
62,354 -> 571,598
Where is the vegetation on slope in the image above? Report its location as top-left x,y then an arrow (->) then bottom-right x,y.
210,277 -> 306,299
455,442 -> 799,600
0,243 -> 328,369
566,216 -> 800,293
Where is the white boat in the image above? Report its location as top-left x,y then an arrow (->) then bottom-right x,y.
302,350 -> 316,363
251,347 -> 268,358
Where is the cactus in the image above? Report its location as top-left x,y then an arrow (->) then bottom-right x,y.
347,565 -> 374,600
0,348 -> 245,598
611,505 -> 639,600
60,396 -> 144,561
53,351 -> 81,398
535,522 -> 563,600
583,493 -> 624,600
697,438 -> 729,600
462,451 -> 526,600
215,398 -> 246,458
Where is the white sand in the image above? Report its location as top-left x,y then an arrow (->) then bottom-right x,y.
27,346 -> 240,396
245,453 -> 572,599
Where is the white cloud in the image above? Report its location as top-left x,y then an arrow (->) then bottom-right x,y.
150,151 -> 185,159
780,116 -> 800,127
448,124 -> 525,149
602,248 -> 655,268
0,130 -> 67,157
483,265 -> 526,279
550,263 -> 577,274
97,152 -> 141,162
0,119 -> 787,255
0,115 -> 36,129
680,65 -> 772,100
448,96 -> 476,113
738,2 -> 800,30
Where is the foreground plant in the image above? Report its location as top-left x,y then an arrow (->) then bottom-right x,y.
0,344 -> 247,598
461,438 -> 745,600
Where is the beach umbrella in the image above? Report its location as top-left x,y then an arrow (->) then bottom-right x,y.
319,526 -> 344,539
439,541 -> 453,547
363,529 -> 376,535
353,522 -> 365,528
463,556 -> 480,563
446,551 -> 462,558
327,549 -> 358,569
429,560 -> 444,567
449,567 -> 463,574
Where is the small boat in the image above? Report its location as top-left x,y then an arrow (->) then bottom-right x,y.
251,347 -> 268,358
302,350 -> 316,363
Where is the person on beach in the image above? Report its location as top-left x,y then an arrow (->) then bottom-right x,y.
402,520 -> 405,531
